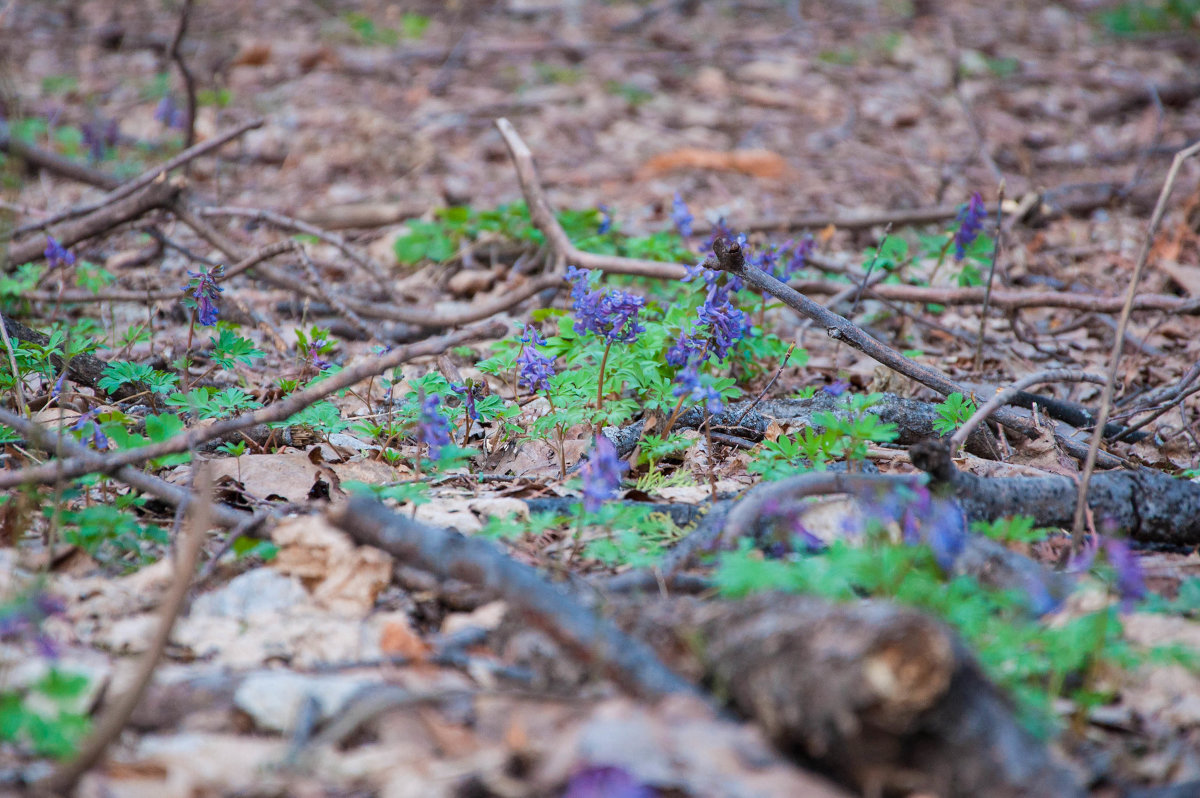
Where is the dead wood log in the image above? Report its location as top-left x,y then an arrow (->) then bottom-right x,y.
615,593 -> 1085,798
4,177 -> 181,268
330,496 -> 703,701
911,439 -> 1200,547
0,316 -> 129,399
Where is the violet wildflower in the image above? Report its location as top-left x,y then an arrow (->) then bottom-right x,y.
450,382 -> 481,422
183,265 -> 224,327
417,393 -> 452,459
1102,536 -> 1146,607
44,236 -> 76,270
783,235 -> 815,280
672,191 -> 694,238
566,266 -> 645,343
516,326 -> 556,392
154,95 -> 187,130
665,331 -> 705,368
70,409 -> 108,450
696,285 -> 748,361
953,191 -> 986,261
51,373 -> 66,398
673,366 -> 723,415
564,765 -> 653,798
81,118 -> 119,162
823,379 -> 850,398
579,435 -> 628,513
596,204 -> 612,235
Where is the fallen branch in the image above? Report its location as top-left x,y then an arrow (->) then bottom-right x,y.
911,438 -> 1200,547
9,118 -> 264,239
0,124 -> 119,190
0,321 -> 506,489
330,496 -> 702,700
5,177 -> 182,267
617,594 -> 1085,798
706,238 -> 1122,467
35,464 -> 207,795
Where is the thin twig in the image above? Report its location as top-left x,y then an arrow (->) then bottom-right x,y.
0,322 -> 506,489
1069,139 -> 1200,550
950,370 -> 1108,455
0,309 -> 28,417
168,0 -> 198,149
36,463 -> 207,795
735,342 -> 795,425
9,119 -> 263,239
973,182 -> 1004,371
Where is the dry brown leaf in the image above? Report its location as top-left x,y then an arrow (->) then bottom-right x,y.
271,514 -> 392,615
636,147 -> 790,180
381,616 -> 431,659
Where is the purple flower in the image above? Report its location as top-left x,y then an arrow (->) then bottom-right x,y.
1102,536 -> 1146,608
579,436 -> 628,513
954,191 -> 986,261
183,265 -> 224,327
696,285 -> 748,361
154,95 -> 187,130
566,267 -> 646,344
450,383 -> 481,422
596,204 -> 612,235
52,373 -> 66,399
44,236 -> 76,270
70,409 -> 108,450
1,590 -> 65,660
81,118 -> 119,162
417,393 -> 452,459
783,236 -> 814,280
517,326 -> 556,393
665,331 -> 704,368
673,366 -> 723,415
823,379 -> 850,398
564,765 -> 654,798
672,192 -> 694,238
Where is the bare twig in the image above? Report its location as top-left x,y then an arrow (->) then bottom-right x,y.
35,464 -> 207,794
950,370 -> 1108,455
167,0 -> 197,149
973,182 -> 1004,372
707,238 -> 1122,468
0,309 -> 27,417
5,178 -> 181,267
332,497 -> 704,701
0,322 -> 506,489
495,118 -> 687,281
0,407 -> 255,528
1070,139 -> 1200,550
9,119 -> 263,239
194,205 -> 395,297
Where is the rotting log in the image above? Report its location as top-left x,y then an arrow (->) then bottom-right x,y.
613,593 -> 1085,798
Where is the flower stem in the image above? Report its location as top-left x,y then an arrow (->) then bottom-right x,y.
595,339 -> 613,413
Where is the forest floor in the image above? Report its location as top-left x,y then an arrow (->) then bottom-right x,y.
3,1 -> 1200,796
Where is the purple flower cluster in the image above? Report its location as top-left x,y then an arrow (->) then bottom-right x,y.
183,265 -> 224,327
596,204 -> 613,235
417,393 -> 452,459
1070,532 -> 1146,609
44,236 -> 76,270
579,435 -> 628,513
564,765 -> 653,798
673,366 -> 723,415
823,379 -> 850,398
854,484 -> 966,572
450,382 -> 482,421
70,409 -> 108,450
672,191 -> 694,238
81,117 -> 119,162
516,325 -> 556,392
0,590 -> 65,659
953,191 -> 986,260
155,95 -> 187,130
677,260 -> 749,364
566,266 -> 645,343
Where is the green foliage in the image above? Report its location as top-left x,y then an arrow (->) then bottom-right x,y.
209,325 -> 265,370
0,668 -> 92,758
971,515 -> 1050,544
167,387 -> 261,419
932,391 -> 977,436
97,361 -> 178,396
713,535 -> 1145,737
56,504 -> 167,565
343,10 -> 428,45
1100,0 -> 1200,34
